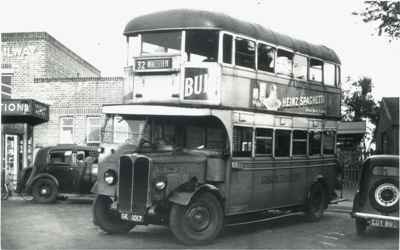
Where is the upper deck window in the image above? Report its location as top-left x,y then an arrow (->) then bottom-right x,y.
141,31 -> 181,55
276,49 -> 293,76
324,63 -> 335,86
185,30 -> 219,62
309,58 -> 323,82
293,54 -> 307,80
223,34 -> 233,64
257,44 -> 275,73
235,37 -> 256,69
335,65 -> 341,86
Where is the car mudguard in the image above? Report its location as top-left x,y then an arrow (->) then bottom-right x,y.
26,173 -> 59,193
168,183 -> 223,206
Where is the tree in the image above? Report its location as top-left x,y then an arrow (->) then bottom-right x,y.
342,77 -> 380,155
353,1 -> 400,41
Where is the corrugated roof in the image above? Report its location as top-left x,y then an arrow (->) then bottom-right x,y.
124,9 -> 341,64
382,97 -> 399,125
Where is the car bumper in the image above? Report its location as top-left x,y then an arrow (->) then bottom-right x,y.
352,212 -> 399,221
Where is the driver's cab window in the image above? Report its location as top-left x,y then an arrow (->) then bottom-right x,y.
49,150 -> 73,165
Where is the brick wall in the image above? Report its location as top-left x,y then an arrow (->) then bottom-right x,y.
31,77 -> 124,147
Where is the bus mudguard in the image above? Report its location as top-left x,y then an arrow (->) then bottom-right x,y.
168,183 -> 223,206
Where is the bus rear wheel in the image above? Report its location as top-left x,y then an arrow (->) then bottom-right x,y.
304,182 -> 326,221
93,195 -> 135,234
169,192 -> 223,245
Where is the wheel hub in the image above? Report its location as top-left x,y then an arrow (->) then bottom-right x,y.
186,206 -> 211,232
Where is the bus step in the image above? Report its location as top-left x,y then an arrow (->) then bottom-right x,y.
225,211 -> 304,227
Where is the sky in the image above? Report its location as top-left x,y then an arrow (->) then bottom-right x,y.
1,0 -> 399,100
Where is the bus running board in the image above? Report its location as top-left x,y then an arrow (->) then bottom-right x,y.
225,211 -> 304,227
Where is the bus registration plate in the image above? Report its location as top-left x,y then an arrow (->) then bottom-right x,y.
121,213 -> 144,222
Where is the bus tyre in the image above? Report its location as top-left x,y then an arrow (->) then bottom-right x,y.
169,193 -> 223,245
355,218 -> 367,236
32,178 -> 58,204
304,182 -> 326,222
93,195 -> 135,234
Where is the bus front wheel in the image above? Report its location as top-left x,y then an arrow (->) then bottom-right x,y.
304,182 -> 326,221
169,192 -> 223,245
93,195 -> 135,234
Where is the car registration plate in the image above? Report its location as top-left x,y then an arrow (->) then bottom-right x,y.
121,213 -> 144,223
370,218 -> 399,229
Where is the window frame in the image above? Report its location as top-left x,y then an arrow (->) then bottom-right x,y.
308,130 -> 322,156
275,47 -> 294,78
322,130 -> 336,155
86,116 -> 102,144
59,116 -> 75,144
232,125 -> 254,158
234,35 -> 257,70
308,57 -> 324,83
292,130 -> 308,157
256,41 -> 276,74
274,128 -> 292,158
292,53 -> 308,81
220,32 -> 235,65
323,62 -> 336,86
254,127 -> 274,156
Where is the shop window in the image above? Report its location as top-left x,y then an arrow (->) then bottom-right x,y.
323,131 -> 336,154
233,126 -> 253,157
257,43 -> 275,73
292,130 -> 307,156
324,63 -> 335,86
309,58 -> 323,82
276,49 -> 293,76
223,34 -> 233,64
255,128 -> 273,155
185,30 -> 219,62
87,117 -> 102,143
309,131 -> 322,155
235,37 -> 256,69
60,117 -> 74,144
293,54 -> 307,80
275,129 -> 290,157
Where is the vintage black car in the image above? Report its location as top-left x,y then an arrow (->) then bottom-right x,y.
18,145 -> 99,203
351,155 -> 399,235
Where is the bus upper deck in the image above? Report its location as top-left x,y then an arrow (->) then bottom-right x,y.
122,9 -> 341,119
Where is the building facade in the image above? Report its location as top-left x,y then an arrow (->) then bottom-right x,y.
1,32 -> 123,190
376,97 -> 399,155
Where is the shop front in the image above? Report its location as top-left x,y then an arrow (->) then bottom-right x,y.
1,99 -> 49,191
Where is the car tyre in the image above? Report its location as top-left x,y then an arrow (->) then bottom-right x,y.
355,218 -> 367,236
304,182 -> 326,222
31,178 -> 58,203
169,192 -> 223,245
93,195 -> 135,234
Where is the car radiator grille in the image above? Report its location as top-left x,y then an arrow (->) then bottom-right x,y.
119,156 -> 149,213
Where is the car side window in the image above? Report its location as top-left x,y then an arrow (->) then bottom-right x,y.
49,150 -> 73,164
372,166 -> 398,177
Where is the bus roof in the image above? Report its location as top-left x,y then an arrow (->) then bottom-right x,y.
124,9 -> 341,64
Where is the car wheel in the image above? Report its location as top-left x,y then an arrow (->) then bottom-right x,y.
369,178 -> 399,213
31,178 -> 58,203
304,182 -> 326,222
169,192 -> 223,245
355,218 -> 367,236
93,195 -> 135,234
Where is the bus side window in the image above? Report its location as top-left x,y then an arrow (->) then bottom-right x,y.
309,58 -> 323,82
276,49 -> 293,76
257,43 -> 275,73
233,126 -> 252,157
235,37 -> 256,69
255,128 -> 273,155
309,131 -> 322,155
274,129 -> 290,157
223,34 -> 233,64
323,131 -> 336,154
292,130 -> 307,156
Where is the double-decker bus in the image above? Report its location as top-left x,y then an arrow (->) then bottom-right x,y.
92,9 -> 342,245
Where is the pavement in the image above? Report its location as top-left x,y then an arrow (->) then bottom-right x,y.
6,187 -> 356,213
328,186 -> 356,214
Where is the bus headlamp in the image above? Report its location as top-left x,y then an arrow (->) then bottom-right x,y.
104,169 -> 117,185
155,181 -> 167,190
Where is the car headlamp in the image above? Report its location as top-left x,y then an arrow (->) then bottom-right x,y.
155,181 -> 167,190
104,169 -> 117,185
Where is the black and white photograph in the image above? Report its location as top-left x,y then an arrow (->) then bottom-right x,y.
1,0 -> 399,249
